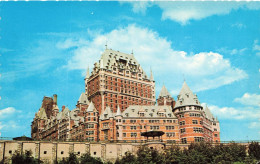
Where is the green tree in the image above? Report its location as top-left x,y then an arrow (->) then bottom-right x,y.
11,150 -> 42,164
115,151 -> 137,164
58,153 -> 79,164
80,153 -> 103,164
248,142 -> 260,160
136,146 -> 164,164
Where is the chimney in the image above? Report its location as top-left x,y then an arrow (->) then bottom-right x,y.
53,94 -> 57,105
62,105 -> 65,112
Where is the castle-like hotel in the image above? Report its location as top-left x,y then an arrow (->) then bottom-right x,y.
31,48 -> 220,144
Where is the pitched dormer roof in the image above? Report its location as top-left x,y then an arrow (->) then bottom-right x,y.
95,49 -> 148,79
174,81 -> 201,108
38,107 -> 47,120
86,101 -> 96,112
78,93 -> 89,105
100,106 -> 114,120
204,105 -> 215,121
116,106 -> 122,116
159,85 -> 172,98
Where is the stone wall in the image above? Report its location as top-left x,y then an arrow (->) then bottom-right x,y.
0,141 -> 143,163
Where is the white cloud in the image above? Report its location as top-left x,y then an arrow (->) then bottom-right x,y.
62,25 -> 247,93
207,104 -> 260,120
0,107 -> 16,119
217,47 -> 247,55
234,93 -> 260,107
128,2 -> 260,25
253,40 -> 260,57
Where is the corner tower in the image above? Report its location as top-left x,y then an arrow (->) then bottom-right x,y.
173,81 -> 204,143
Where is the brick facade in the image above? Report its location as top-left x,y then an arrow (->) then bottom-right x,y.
31,48 -> 220,144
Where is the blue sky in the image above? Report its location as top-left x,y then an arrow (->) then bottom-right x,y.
0,1 -> 259,141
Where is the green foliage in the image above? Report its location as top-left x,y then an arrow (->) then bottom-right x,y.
80,153 -> 103,164
136,146 -> 164,164
248,142 -> 260,160
11,150 -> 42,164
58,153 -> 79,164
58,152 -> 103,164
115,151 -> 137,164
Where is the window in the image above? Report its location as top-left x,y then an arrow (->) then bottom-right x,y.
194,137 -> 204,142
180,128 -> 186,133
181,138 -> 187,144
123,126 -> 126,129
193,127 -> 203,133
88,124 -> 94,128
192,120 -> 198,124
44,151 -> 47,154
214,134 -> 218,137
9,150 -> 12,154
61,151 -> 64,155
180,121 -> 185,125
131,126 -> 136,130
131,133 -> 137,137
166,126 -> 174,130
166,132 -> 175,137
123,133 -> 126,137
214,128 -> 217,131
94,152 -> 96,155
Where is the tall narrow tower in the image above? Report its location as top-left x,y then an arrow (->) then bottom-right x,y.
85,49 -> 156,114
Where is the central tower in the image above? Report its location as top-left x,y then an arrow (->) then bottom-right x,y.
86,49 -> 156,114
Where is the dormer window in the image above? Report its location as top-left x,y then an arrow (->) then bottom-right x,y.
152,109 -> 155,112
125,113 -> 129,117
149,113 -> 153,117
132,109 -> 135,112
104,114 -> 108,118
180,101 -> 182,105
145,109 -> 148,112
186,93 -> 189,98
168,114 -> 171,117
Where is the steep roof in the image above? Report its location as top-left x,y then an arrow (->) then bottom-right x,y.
116,106 -> 122,116
57,107 -> 70,120
100,106 -> 114,120
174,81 -> 201,108
86,101 -> 96,112
122,105 -> 177,118
85,66 -> 90,79
37,108 -> 47,120
78,93 -> 89,105
95,49 -> 148,79
158,85 -> 172,98
203,105 -> 215,121
150,68 -> 154,81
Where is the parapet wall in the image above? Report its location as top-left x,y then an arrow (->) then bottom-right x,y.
0,141 -> 152,163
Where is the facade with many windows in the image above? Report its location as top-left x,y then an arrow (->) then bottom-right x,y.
31,48 -> 220,143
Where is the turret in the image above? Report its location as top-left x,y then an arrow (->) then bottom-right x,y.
157,85 -> 175,108
174,81 -> 204,144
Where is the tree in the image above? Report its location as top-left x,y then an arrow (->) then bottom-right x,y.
58,153 -> 79,164
248,142 -> 260,160
80,153 -> 103,164
11,150 -> 42,164
115,151 -> 137,164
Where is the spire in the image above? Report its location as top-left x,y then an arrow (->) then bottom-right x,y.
159,85 -> 171,98
105,41 -> 108,50
87,101 -> 95,112
85,66 -> 90,79
150,67 -> 154,81
174,81 -> 201,108
116,106 -> 122,116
